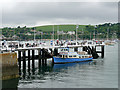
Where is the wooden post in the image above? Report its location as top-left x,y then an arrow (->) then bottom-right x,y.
32,50 -> 35,68
28,50 -> 30,72
45,58 -> 47,66
52,57 -> 54,66
101,46 -> 104,58
23,50 -> 26,73
18,50 -> 21,75
38,49 -> 41,67
42,49 -> 44,66
32,50 -> 35,74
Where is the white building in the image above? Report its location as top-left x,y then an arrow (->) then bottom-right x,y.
67,31 -> 75,35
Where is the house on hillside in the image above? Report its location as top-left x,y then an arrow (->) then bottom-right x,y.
12,35 -> 19,38
25,32 -> 32,36
67,31 -> 75,35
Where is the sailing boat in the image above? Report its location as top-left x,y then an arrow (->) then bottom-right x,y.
105,27 -> 115,46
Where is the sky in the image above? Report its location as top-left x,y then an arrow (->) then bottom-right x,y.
0,0 -> 119,28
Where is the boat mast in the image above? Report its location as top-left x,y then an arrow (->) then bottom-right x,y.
34,27 -> 36,42
53,25 -> 54,47
107,27 -> 109,40
76,24 -> 78,45
57,25 -> 59,40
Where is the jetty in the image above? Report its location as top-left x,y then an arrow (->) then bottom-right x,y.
0,39 -> 105,79
14,44 -> 105,75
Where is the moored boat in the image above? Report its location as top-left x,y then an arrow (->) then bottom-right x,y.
53,48 -> 93,64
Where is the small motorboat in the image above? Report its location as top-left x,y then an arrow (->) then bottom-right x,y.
53,48 -> 93,64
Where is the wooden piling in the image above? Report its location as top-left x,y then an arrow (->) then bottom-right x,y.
42,49 -> 45,66
18,51 -> 21,75
45,58 -> 47,66
28,50 -> 30,72
38,49 -> 41,67
23,50 -> 26,72
32,50 -> 35,70
101,46 -> 104,58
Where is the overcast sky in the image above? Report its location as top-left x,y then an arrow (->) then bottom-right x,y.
0,0 -> 119,28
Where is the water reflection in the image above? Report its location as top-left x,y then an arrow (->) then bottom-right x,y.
2,78 -> 19,90
17,59 -> 106,88
19,60 -> 104,80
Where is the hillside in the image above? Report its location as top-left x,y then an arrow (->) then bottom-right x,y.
35,25 -> 87,32
1,23 -> 119,40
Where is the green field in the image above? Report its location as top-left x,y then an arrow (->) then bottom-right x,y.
34,24 -> 87,32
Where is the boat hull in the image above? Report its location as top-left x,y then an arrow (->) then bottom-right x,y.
53,57 -> 93,64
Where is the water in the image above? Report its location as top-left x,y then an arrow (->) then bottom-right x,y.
3,43 -> 118,88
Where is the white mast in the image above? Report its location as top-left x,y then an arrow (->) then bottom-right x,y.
57,25 -> 59,40
53,25 -> 54,47
107,27 -> 109,40
76,24 -> 78,45
34,27 -> 36,41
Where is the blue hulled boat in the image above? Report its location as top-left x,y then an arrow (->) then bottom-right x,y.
53,48 -> 93,64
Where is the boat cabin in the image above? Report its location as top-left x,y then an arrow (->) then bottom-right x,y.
59,52 -> 90,59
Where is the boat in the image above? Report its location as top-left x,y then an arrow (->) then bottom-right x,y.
105,40 -> 115,46
53,48 -> 93,64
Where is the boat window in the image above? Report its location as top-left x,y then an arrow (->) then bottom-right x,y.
69,56 -> 72,57
82,56 -> 84,58
65,55 -> 67,58
79,56 -> 81,58
59,55 -> 62,57
73,55 -> 76,57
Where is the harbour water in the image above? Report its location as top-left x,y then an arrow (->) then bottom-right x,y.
2,43 -> 118,88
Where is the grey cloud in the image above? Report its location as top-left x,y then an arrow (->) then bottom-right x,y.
2,2 -> 118,27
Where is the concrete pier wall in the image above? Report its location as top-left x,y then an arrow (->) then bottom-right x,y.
0,52 -> 19,80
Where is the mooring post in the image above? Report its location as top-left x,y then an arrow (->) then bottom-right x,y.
28,50 -> 30,72
38,49 -> 41,67
18,50 -> 21,75
101,46 -> 104,58
42,49 -> 45,66
52,57 -> 54,66
32,50 -> 35,74
44,50 -> 47,66
23,50 -> 26,73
